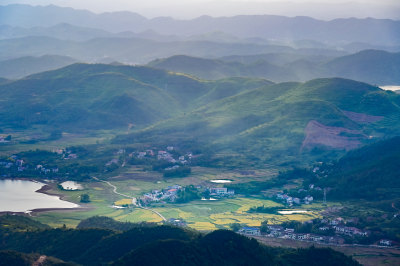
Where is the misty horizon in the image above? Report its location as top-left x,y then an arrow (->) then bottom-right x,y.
0,0 -> 400,265
1,1 -> 400,20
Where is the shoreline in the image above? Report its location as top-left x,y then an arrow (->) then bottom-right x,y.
0,178 -> 88,215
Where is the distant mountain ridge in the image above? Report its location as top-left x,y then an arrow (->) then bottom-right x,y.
0,55 -> 78,79
0,4 -> 399,46
0,34 -> 320,64
149,50 -> 400,84
324,50 -> 400,85
0,23 -> 114,41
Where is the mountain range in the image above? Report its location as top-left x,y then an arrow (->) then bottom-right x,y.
149,50 -> 400,85
1,4 -> 399,47
0,55 -> 78,79
1,48 -> 399,86
1,62 -> 398,165
0,5 -> 399,77
1,34 -> 327,65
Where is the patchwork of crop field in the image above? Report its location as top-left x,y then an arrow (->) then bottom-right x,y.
32,176 -> 322,231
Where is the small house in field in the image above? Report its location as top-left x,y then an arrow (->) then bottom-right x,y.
379,239 -> 392,246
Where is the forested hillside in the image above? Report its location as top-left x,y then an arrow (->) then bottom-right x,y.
0,215 -> 360,266
316,136 -> 400,200
115,77 -> 400,165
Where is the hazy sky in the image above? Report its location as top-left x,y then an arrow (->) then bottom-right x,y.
2,0 -> 400,19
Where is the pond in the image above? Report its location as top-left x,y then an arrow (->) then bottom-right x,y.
278,210 -> 309,215
60,181 -> 83,191
0,179 -> 79,213
210,179 -> 233,183
201,197 -> 218,201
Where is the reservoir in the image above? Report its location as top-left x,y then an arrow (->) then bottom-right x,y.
210,179 -> 233,183
0,179 -> 79,213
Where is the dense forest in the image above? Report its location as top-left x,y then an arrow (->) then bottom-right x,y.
316,136 -> 400,200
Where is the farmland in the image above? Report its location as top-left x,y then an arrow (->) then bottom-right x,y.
31,171 -> 322,231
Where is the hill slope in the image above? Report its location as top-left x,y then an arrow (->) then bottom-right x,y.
149,55 -> 296,82
0,215 -> 360,266
116,78 -> 400,165
0,63 -> 269,131
324,50 -> 400,85
316,136 -> 400,200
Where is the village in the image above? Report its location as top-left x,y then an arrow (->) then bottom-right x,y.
138,183 -> 235,206
271,183 -> 330,207
1,145 -> 397,250
130,146 -> 191,167
238,217 -> 396,247
0,149 -> 78,177
274,192 -> 314,206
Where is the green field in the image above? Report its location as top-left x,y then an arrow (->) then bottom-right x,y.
32,172 -> 322,231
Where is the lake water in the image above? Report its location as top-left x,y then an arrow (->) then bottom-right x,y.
0,179 -> 79,213
210,179 -> 233,183
278,210 -> 309,215
379,86 -> 400,91
60,181 -> 83,190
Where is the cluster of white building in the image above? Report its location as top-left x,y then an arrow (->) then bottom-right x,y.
275,193 -> 314,206
210,187 -> 235,196
140,185 -> 182,204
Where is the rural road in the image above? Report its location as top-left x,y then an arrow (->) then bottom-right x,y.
92,177 -> 166,221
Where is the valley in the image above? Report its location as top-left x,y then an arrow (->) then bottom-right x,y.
0,64 -> 399,251
0,3 -> 399,265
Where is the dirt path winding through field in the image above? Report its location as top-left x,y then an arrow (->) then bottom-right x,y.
33,255 -> 47,266
92,177 -> 166,221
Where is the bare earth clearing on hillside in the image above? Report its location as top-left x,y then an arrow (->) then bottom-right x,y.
302,120 -> 365,151
341,110 -> 384,124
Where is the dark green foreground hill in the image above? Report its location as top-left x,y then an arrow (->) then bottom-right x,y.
0,215 -> 360,266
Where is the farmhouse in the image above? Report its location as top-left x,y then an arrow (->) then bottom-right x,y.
210,187 -> 235,196
379,239 -> 392,246
304,195 -> 314,204
240,227 -> 260,236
